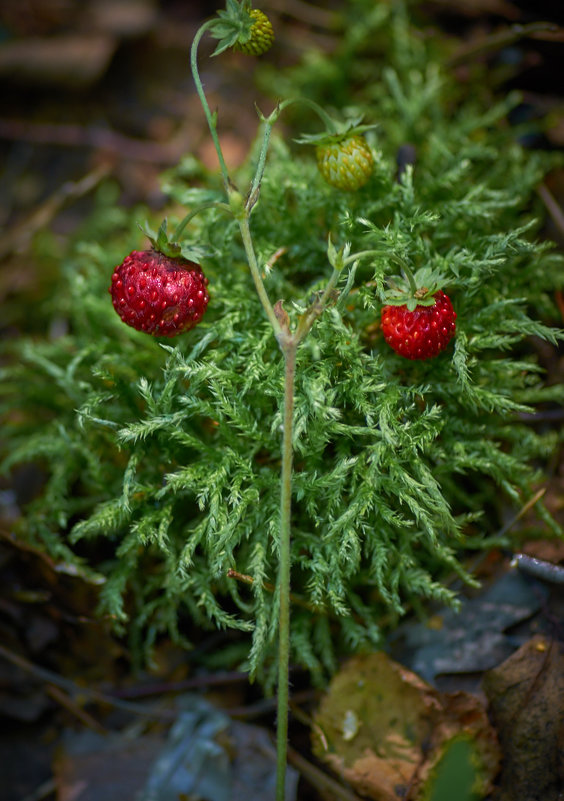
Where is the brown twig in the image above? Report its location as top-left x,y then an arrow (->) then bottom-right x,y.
0,642 -> 176,721
227,688 -> 317,720
0,163 -> 112,260
110,669 -> 249,699
0,118 -> 183,164
46,684 -> 108,734
448,21 -> 560,66
537,182 -> 564,241
287,745 -> 365,801
289,700 -> 329,752
19,778 -> 56,801
226,568 -> 317,612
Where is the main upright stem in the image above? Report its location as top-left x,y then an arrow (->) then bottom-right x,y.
276,342 -> 297,801
189,25 -> 334,799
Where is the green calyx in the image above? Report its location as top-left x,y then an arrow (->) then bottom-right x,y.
140,219 -> 209,265
295,112 -> 378,147
209,0 -> 272,57
381,264 -> 447,311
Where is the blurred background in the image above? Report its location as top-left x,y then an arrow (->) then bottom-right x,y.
1,0 -> 563,256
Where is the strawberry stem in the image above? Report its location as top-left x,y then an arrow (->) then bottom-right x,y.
172,201 -> 231,241
286,96 -> 339,134
400,260 -> 419,296
190,21 -> 231,192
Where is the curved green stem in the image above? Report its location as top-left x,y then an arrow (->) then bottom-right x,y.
172,201 -> 231,241
398,259 -> 418,295
190,21 -> 231,191
288,96 -> 339,133
344,249 -> 419,294
342,248 -> 386,267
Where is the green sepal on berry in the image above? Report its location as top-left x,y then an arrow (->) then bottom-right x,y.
381,266 -> 448,312
139,219 -> 210,265
209,0 -> 274,57
379,264 -> 456,360
296,115 -> 377,191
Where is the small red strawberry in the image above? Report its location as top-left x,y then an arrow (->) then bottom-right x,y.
110,250 -> 209,337
316,134 -> 374,191
381,290 -> 456,360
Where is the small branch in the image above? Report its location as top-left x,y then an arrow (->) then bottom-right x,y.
0,163 -> 111,260
537,182 -> 564,241
105,669 -> 249,699
287,746 -> 365,801
284,96 -> 338,133
0,643 -> 176,721
449,21 -> 560,66
247,109 -> 277,208
295,266 -> 341,343
0,118 -> 182,163
496,486 -> 547,539
172,201 -> 231,241
19,778 -> 56,801
46,683 -> 107,734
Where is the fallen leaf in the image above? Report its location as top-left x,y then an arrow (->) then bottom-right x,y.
482,635 -> 564,801
312,652 -> 500,801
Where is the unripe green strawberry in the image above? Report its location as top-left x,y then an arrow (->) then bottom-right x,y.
233,9 -> 274,55
316,134 -> 374,191
110,250 -> 209,337
381,290 -> 456,360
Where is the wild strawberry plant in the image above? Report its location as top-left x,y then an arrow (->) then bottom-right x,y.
2,1 -> 564,797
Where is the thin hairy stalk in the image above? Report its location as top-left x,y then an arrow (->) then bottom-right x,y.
188,27 -> 348,801
237,214 -> 283,338
247,110 -> 278,207
248,96 -> 334,205
275,342 -> 297,801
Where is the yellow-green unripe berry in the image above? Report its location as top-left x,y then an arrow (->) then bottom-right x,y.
316,134 -> 374,191
234,9 -> 274,56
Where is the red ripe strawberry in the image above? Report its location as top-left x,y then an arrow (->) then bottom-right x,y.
381,290 -> 456,360
110,250 -> 209,337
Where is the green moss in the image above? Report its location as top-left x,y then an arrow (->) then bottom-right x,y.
2,1 -> 563,685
